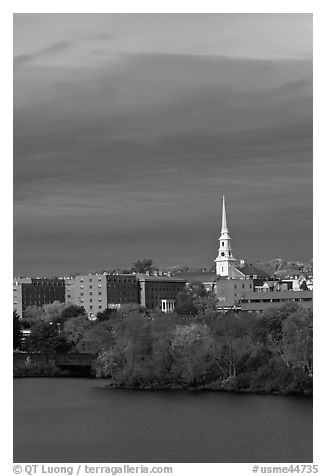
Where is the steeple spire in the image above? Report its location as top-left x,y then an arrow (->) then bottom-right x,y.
215,195 -> 236,277
221,195 -> 228,234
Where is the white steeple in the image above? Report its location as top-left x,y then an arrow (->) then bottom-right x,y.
215,195 -> 236,277
221,195 -> 229,236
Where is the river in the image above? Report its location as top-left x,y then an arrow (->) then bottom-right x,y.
13,378 -> 312,463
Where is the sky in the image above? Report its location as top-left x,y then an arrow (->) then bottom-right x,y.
13,13 -> 313,276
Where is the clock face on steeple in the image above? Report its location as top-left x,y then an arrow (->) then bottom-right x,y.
221,252 -> 225,257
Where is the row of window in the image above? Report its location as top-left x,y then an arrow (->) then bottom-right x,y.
233,284 -> 253,290
241,298 -> 312,303
79,298 -> 102,302
79,277 -> 102,283
80,291 -> 102,296
80,284 -> 102,289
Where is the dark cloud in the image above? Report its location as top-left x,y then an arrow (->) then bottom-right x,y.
14,40 -> 73,67
13,51 -> 312,275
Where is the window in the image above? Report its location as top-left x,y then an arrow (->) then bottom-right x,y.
90,299 -> 93,302
98,284 -> 102,288
80,285 -> 84,289
222,242 -> 224,246
99,305 -> 102,309
89,285 -> 92,289
90,292 -> 92,295
80,292 -> 84,296
98,292 -> 102,295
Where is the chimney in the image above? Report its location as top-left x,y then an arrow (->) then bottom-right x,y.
239,259 -> 245,268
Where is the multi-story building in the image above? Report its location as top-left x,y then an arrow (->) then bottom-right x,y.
106,274 -> 140,309
239,290 -> 313,312
72,274 -> 107,319
13,277 -> 65,318
213,276 -> 313,312
214,277 -> 254,308
137,274 -> 186,311
64,276 -> 77,306
66,272 -> 186,316
13,277 -> 31,318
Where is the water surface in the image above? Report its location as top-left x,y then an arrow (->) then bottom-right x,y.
13,378 -> 312,463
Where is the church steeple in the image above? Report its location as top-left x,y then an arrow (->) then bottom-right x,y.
221,195 -> 228,234
215,196 -> 236,277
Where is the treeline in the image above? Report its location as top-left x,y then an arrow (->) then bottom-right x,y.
13,290 -> 312,395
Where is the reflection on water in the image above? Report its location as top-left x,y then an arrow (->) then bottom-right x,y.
13,378 -> 312,463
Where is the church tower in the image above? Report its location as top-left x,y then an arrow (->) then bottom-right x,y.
215,196 -> 236,277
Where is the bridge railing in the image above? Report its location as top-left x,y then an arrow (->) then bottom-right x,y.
13,352 -> 96,366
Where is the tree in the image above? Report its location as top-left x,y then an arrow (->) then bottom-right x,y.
255,302 -> 300,344
43,302 -> 66,323
174,289 -> 198,315
188,281 -> 208,298
60,305 -> 86,322
13,311 -> 22,350
131,258 -> 153,274
282,309 -> 313,376
170,323 -> 216,385
24,305 -> 44,323
96,308 -> 117,321
117,303 -> 146,317
23,321 -> 72,352
24,301 -> 66,325
63,315 -> 93,348
76,320 -> 114,353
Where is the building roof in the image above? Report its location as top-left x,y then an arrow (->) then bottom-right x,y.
172,271 -> 218,283
235,264 -> 271,278
137,274 -> 186,283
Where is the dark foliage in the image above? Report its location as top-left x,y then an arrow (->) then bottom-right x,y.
131,258 -> 153,274
23,321 -> 73,353
13,311 -> 22,350
96,308 -> 117,321
60,305 -> 87,322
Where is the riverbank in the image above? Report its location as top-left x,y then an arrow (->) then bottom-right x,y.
14,365 -> 311,396
13,362 -> 92,378
103,378 -> 313,397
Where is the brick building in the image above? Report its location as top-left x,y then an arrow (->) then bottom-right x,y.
14,278 -> 65,318
106,274 -> 140,308
137,274 -> 186,311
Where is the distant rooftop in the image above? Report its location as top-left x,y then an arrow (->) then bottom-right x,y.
137,273 -> 186,282
235,263 -> 271,278
172,271 -> 218,283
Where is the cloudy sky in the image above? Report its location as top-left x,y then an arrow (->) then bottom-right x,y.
14,13 -> 312,275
